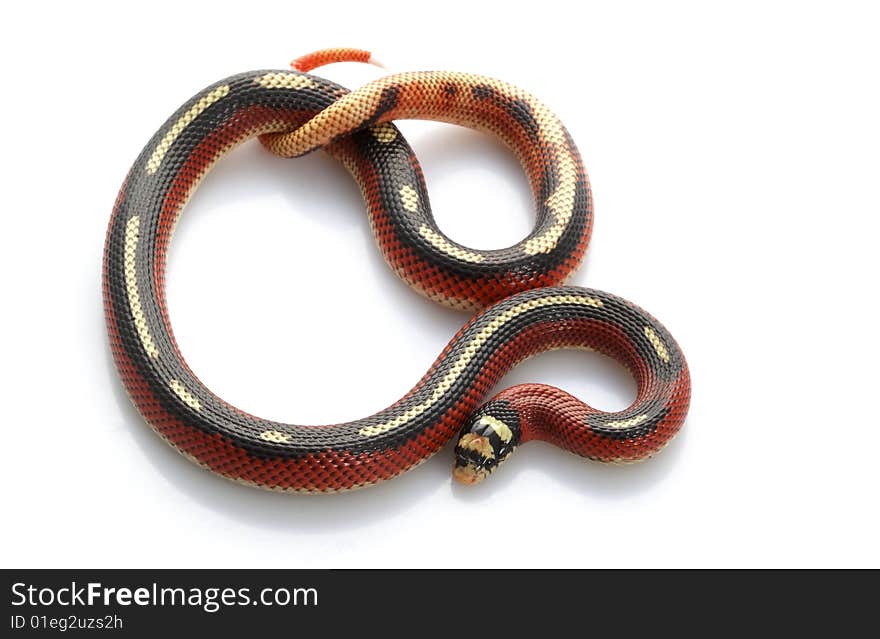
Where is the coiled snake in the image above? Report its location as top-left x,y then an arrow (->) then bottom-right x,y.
104,48 -> 691,492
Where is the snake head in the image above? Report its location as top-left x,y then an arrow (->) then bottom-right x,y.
453,401 -> 521,485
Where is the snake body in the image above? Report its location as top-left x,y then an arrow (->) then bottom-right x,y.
104,49 -> 690,492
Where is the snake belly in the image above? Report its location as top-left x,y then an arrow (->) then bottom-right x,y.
104,66 -> 690,492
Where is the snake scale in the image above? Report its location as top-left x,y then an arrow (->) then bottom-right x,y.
104,48 -> 691,492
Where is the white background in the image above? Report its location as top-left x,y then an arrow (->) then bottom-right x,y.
2,1 -> 878,568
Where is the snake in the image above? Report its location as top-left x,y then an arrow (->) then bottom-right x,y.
103,48 -> 691,492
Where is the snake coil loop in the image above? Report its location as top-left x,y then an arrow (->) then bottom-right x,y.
104,48 -> 690,492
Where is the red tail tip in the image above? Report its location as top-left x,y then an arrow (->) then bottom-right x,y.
290,48 -> 376,73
